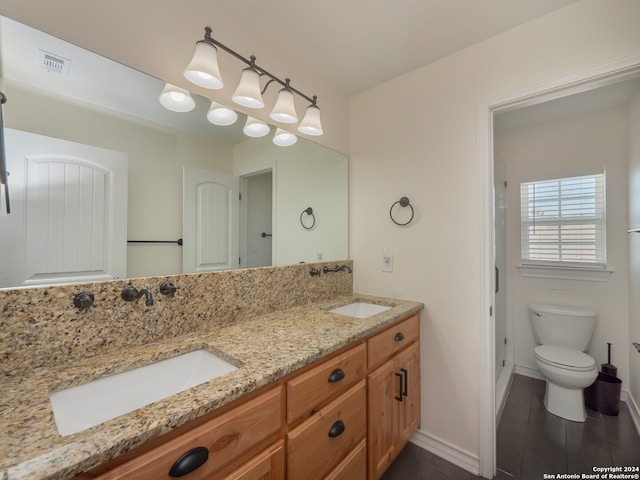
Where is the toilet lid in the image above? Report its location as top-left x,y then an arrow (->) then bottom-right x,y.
535,345 -> 596,372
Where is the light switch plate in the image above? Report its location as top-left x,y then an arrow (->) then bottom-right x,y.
382,248 -> 393,272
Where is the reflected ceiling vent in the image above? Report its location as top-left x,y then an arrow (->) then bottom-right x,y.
38,49 -> 71,76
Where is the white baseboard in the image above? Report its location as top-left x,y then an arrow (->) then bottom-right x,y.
627,391 -> 640,437
496,361 -> 515,423
514,364 -> 544,381
409,428 -> 480,476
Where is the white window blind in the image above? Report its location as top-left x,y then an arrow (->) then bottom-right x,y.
520,173 -> 606,267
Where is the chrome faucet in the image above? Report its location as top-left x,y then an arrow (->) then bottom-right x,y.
121,285 -> 154,306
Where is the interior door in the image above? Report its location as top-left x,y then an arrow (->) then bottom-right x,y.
183,166 -> 240,273
0,128 -> 128,288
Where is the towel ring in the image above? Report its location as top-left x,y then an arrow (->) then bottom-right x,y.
389,196 -> 414,226
300,207 -> 316,229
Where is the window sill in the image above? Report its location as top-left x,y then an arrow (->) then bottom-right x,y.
517,264 -> 613,282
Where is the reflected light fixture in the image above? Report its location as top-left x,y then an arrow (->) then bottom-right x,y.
273,128 -> 297,147
158,83 -> 196,112
185,26 -> 323,136
206,101 -> 238,126
243,116 -> 270,137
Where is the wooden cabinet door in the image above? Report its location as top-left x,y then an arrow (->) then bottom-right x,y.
367,359 -> 398,480
396,342 -> 420,447
367,341 -> 421,480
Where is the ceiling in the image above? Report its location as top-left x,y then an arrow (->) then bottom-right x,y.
207,0 -> 581,95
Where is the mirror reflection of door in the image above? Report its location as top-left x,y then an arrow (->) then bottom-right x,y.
0,128 -> 128,288
182,167 -> 240,273
241,171 -> 273,269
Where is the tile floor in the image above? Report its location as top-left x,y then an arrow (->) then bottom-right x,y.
383,374 -> 640,480
497,374 -> 640,478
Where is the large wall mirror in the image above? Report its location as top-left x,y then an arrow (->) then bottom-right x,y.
0,16 -> 348,289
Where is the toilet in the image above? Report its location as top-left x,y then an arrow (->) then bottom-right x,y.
529,303 -> 598,422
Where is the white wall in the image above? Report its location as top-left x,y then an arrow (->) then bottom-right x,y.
350,0 -> 640,468
495,107 -> 630,386
628,86 -> 640,421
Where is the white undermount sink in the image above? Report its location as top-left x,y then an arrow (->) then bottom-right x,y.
328,302 -> 392,319
49,349 -> 238,436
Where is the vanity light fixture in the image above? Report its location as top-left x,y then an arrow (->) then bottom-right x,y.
183,35 -> 224,89
206,100 -> 238,126
184,26 -> 323,136
232,57 -> 265,109
273,128 -> 297,147
243,116 -> 270,137
270,79 -> 298,124
158,83 -> 195,112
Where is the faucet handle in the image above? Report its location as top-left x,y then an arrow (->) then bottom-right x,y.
160,281 -> 177,296
121,285 -> 139,302
73,292 -> 94,310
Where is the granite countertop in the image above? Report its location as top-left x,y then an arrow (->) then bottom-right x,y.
1,293 -> 423,480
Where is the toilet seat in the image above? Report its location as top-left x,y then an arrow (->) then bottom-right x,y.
535,345 -> 596,372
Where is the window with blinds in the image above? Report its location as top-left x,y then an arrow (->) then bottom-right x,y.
520,173 -> 606,267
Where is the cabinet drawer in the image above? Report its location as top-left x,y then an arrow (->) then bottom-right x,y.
287,380 -> 366,480
367,314 -> 419,369
94,387 -> 282,480
324,439 -> 366,480
287,343 -> 366,423
221,440 -> 284,480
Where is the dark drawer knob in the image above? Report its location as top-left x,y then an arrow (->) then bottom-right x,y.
394,332 -> 405,342
328,420 -> 346,438
169,446 -> 209,477
328,368 -> 345,383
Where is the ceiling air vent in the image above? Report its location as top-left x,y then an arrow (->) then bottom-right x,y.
38,49 -> 71,76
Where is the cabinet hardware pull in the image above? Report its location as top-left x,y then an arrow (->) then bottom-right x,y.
395,372 -> 404,401
394,332 -> 405,342
328,420 -> 346,437
169,446 -> 209,477
401,368 -> 408,397
328,368 -> 345,383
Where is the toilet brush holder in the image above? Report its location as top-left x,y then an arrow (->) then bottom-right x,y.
601,342 -> 617,377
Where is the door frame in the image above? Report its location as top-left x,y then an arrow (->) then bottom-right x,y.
477,53 -> 640,478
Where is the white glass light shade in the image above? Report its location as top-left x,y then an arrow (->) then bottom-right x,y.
232,68 -> 264,108
184,41 -> 224,89
273,128 -> 297,147
297,104 -> 323,136
158,83 -> 196,112
243,116 -> 270,137
270,88 -> 298,123
206,101 -> 238,126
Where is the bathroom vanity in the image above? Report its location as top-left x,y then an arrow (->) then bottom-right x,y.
74,313 -> 420,480
0,264 -> 422,480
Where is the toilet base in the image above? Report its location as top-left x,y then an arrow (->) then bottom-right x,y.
543,381 -> 587,422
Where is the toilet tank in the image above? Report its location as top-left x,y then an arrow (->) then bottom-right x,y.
529,303 -> 597,351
